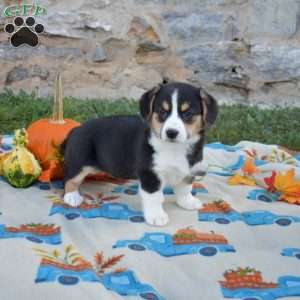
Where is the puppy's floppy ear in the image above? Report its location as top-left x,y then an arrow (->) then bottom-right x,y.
200,88 -> 218,128
139,86 -> 161,120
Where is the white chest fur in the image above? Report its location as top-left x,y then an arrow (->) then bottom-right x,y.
149,133 -> 196,186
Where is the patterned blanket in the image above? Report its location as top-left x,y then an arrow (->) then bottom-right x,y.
1,136 -> 300,300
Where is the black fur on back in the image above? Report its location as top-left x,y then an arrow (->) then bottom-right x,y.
62,116 -> 155,182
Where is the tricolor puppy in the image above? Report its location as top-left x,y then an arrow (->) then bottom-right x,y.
62,82 -> 218,226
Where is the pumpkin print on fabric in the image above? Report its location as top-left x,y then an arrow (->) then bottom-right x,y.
220,267 -> 300,299
0,223 -> 61,244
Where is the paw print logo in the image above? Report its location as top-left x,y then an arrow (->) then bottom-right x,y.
4,16 -> 44,47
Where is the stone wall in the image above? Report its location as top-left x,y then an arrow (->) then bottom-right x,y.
1,0 -> 300,106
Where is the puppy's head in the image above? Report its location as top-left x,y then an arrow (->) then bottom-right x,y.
140,82 -> 218,143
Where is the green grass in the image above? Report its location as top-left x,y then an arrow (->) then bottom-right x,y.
0,89 -> 138,132
1,89 -> 300,150
209,105 -> 300,150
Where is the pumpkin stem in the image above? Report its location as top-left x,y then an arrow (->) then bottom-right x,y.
50,72 -> 65,124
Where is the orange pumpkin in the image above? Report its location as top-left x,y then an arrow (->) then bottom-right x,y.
27,73 -> 80,182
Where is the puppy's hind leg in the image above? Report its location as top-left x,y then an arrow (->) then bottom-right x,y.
64,167 -> 95,207
173,176 -> 203,210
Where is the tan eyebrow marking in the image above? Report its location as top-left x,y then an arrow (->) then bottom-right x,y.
181,102 -> 190,112
162,101 -> 170,111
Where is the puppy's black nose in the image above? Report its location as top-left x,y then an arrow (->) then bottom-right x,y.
166,129 -> 179,139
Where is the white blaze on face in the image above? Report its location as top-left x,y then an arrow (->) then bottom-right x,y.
161,89 -> 188,142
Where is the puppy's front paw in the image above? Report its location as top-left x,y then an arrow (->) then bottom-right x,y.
177,194 -> 203,210
144,209 -> 169,226
64,191 -> 83,207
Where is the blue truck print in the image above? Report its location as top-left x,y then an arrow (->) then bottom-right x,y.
247,189 -> 280,203
50,202 -> 145,223
101,270 -> 164,300
199,210 -> 300,226
221,276 -> 300,300
35,264 -> 164,300
209,155 -> 267,177
0,224 -> 61,244
208,155 -> 245,177
112,183 -> 208,196
113,232 -> 235,257
36,180 -> 65,191
35,263 -> 99,284
281,248 -> 300,260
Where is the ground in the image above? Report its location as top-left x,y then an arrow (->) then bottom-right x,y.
0,89 -> 300,150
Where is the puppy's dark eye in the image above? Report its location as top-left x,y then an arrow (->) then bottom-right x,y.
158,108 -> 168,121
182,111 -> 194,122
